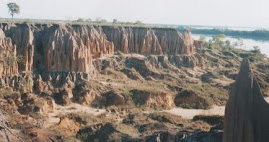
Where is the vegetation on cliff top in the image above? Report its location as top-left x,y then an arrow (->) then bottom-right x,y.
0,18 -> 175,29
200,34 -> 265,62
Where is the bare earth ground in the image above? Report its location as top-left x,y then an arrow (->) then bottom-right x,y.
44,103 -> 106,128
44,97 -> 269,127
165,105 -> 225,119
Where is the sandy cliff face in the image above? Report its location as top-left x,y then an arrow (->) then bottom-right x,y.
103,26 -> 162,54
42,25 -> 114,73
1,24 -> 34,72
0,23 -> 197,74
103,26 -> 195,55
0,28 -> 18,77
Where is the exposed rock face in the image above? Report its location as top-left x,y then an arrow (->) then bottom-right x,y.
17,93 -> 55,115
57,115 -> 82,136
0,23 -> 198,74
73,83 -> 98,105
34,75 -> 45,93
2,24 -> 34,72
102,91 -> 125,106
0,29 -> 18,77
168,54 -> 203,68
0,110 -> 21,142
103,26 -> 163,54
174,90 -> 211,109
42,25 -> 114,73
180,29 -> 195,54
41,71 -> 90,85
131,90 -> 174,109
53,88 -> 73,106
0,74 -> 33,92
103,27 -> 195,55
223,59 -> 269,142
125,57 -> 161,78
75,89 -> 97,105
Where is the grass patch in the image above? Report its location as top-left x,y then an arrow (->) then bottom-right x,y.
149,112 -> 183,126
0,88 -> 19,98
181,83 -> 229,107
193,115 -> 224,126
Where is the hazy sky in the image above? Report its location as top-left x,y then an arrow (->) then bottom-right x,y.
1,0 -> 269,27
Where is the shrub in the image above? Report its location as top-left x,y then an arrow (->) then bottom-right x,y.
193,115 -> 223,126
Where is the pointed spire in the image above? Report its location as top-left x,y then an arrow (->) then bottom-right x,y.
238,58 -> 252,77
223,58 -> 269,142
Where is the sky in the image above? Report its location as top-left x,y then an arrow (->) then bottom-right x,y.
1,0 -> 269,28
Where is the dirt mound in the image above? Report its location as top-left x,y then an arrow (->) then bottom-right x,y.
125,57 -> 161,78
120,68 -> 144,80
149,112 -> 183,125
102,91 -> 125,106
78,123 -> 140,142
131,89 -> 174,109
0,110 -> 22,142
174,90 -> 211,109
193,115 -> 223,126
56,114 -> 83,136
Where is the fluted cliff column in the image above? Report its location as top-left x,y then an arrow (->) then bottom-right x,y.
0,29 -> 18,77
3,24 -> 34,72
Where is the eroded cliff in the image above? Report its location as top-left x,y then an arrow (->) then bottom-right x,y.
2,22 -> 269,141
102,26 -> 195,55
42,25 -> 114,73
0,28 -> 18,77
1,23 -> 34,72
0,23 -> 197,74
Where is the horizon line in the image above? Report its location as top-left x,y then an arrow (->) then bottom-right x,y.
1,17 -> 268,29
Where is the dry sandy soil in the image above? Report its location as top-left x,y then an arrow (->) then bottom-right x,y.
165,97 -> 269,119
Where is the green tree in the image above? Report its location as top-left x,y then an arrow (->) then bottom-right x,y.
199,35 -> 206,42
17,55 -> 25,67
134,20 -> 144,25
7,3 -> 20,18
5,54 -> 15,67
76,18 -> 84,22
212,34 -> 226,49
225,40 -> 232,48
113,19 -> 118,24
199,35 -> 209,48
235,38 -> 244,48
253,46 -> 261,54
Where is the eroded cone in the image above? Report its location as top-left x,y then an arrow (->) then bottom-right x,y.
223,58 -> 269,142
